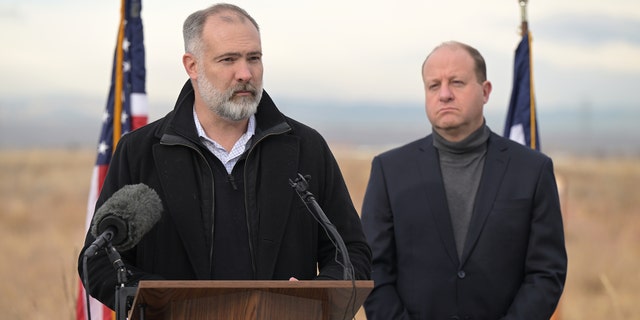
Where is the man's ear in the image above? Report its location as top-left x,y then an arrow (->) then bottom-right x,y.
482,80 -> 492,104
183,53 -> 198,80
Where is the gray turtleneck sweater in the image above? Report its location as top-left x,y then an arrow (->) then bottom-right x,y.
432,123 -> 490,259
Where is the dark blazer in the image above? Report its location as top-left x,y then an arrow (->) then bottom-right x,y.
361,132 -> 566,320
78,81 -> 371,309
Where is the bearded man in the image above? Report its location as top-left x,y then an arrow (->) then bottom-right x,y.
78,3 -> 371,309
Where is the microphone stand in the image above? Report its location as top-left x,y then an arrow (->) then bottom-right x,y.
105,244 -> 137,320
289,173 -> 355,280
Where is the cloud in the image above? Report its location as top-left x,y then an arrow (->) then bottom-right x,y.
0,2 -> 23,21
535,14 -> 640,45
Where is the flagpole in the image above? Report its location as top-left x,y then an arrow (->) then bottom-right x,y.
113,0 -> 127,149
519,0 -> 528,36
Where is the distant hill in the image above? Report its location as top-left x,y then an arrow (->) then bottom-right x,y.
277,100 -> 640,156
2,94 -> 639,156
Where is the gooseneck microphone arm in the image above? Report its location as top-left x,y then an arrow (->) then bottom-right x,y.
82,237 -> 133,320
289,173 -> 355,280
83,234 -> 134,320
105,243 -> 137,320
105,243 -> 128,285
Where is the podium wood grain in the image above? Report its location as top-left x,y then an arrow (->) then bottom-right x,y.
129,280 -> 373,320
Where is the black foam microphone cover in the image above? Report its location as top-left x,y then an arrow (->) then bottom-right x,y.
90,183 -> 162,251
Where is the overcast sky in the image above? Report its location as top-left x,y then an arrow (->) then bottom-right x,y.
1,0 -> 639,122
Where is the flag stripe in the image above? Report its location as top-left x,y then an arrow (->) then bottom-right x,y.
131,92 -> 149,129
76,0 -> 146,319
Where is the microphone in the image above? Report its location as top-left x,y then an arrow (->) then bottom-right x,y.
85,183 -> 163,257
289,174 -> 355,280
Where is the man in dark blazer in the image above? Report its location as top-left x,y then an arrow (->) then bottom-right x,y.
361,41 -> 566,320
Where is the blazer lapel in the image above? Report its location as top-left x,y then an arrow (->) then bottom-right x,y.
418,138 -> 459,265
461,134 -> 510,264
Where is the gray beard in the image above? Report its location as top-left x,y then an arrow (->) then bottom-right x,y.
197,74 -> 262,121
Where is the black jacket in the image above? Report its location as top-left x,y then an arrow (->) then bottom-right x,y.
78,81 -> 371,308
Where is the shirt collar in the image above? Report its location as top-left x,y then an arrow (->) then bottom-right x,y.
192,106 -> 256,142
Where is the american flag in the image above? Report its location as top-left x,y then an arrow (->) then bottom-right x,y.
76,0 -> 147,319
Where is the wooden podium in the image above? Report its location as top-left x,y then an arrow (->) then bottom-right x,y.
128,280 -> 373,320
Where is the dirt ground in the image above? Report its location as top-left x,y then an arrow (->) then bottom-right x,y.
1,148 -> 638,319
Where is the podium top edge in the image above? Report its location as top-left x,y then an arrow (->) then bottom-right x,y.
137,280 -> 374,289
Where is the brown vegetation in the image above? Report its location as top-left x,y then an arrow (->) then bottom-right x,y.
1,148 -> 638,319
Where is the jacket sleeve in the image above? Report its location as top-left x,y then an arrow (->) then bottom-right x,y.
502,157 -> 567,319
360,156 -> 411,320
77,136 -> 163,309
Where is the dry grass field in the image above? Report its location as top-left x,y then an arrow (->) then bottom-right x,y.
1,147 -> 639,319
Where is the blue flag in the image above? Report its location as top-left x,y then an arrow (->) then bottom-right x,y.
504,31 -> 540,150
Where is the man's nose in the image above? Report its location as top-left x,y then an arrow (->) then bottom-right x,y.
439,84 -> 453,101
235,61 -> 253,83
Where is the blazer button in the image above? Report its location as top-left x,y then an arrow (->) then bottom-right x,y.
457,270 -> 466,279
